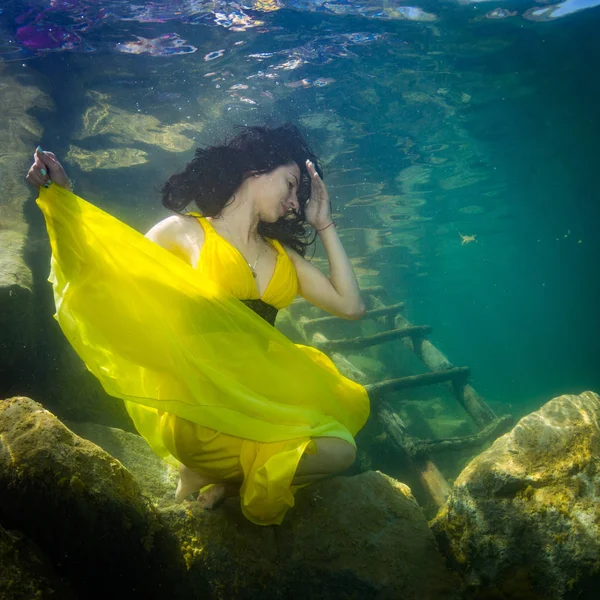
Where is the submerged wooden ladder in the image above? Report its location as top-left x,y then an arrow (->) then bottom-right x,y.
289,286 -> 513,508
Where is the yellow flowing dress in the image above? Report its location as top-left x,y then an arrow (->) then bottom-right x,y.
37,184 -> 370,525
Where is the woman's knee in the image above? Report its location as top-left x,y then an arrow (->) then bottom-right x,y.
337,441 -> 357,471
321,438 -> 356,473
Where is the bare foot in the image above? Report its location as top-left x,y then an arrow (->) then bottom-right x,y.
197,481 -> 241,510
197,484 -> 228,509
175,464 -> 213,503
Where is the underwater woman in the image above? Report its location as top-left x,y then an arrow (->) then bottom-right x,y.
26,124 -> 370,525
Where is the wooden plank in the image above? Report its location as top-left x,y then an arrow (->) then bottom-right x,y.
413,414 -> 513,456
365,367 -> 470,399
299,302 -> 405,335
314,325 -> 431,352
399,319 -> 497,429
360,285 -> 385,295
329,353 -> 451,508
379,402 -> 451,507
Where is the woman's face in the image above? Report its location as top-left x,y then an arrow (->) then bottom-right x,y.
252,163 -> 301,222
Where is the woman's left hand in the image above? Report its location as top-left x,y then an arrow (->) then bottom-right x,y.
305,159 -> 332,231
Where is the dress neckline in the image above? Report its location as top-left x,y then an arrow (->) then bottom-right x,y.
201,216 -> 282,300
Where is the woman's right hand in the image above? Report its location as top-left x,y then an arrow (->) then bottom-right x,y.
26,147 -> 71,190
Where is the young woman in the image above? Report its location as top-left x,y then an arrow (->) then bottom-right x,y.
27,124 -> 370,525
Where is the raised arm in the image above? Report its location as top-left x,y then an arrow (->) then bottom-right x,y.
289,160 -> 365,320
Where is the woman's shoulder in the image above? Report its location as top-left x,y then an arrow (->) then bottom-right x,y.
145,214 -> 205,266
146,214 -> 201,239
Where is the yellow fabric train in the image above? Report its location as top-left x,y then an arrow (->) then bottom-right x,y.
36,184 -> 370,525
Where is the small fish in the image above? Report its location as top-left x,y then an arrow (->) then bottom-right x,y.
459,233 -> 477,245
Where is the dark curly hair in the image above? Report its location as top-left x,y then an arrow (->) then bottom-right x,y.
162,123 -> 322,256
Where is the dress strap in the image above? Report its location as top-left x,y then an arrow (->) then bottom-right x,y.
186,212 -> 213,236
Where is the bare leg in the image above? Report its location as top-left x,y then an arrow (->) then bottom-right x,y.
178,437 -> 355,506
292,437 -> 356,485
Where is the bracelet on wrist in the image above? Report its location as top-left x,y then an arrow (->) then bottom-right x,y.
317,221 -> 336,232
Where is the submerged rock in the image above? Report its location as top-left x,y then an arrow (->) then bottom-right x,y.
1,396 -> 461,599
71,415 -> 461,597
73,416 -> 461,597
0,396 -> 189,599
431,390 -> 600,599
279,471 -> 462,598
67,419 -> 178,507
0,66 -> 51,389
163,470 -> 461,599
0,524 -> 76,600
72,90 -> 203,156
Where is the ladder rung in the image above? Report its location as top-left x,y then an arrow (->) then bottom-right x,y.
293,285 -> 385,305
361,285 -> 385,296
300,302 -> 405,334
363,301 -> 405,319
366,367 -> 470,398
412,414 -> 513,456
315,325 -> 431,352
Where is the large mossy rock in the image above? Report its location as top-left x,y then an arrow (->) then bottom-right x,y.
0,524 -> 76,600
70,416 -> 462,598
2,396 -> 462,599
0,67 -> 51,389
162,470 -> 462,599
431,390 -> 600,600
279,471 -> 461,599
67,420 -> 179,507
0,396 -> 189,599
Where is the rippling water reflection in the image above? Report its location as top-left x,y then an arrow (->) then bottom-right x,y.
1,1 -> 599,56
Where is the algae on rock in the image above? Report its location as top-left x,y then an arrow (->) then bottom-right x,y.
1,396 -> 462,600
0,524 -> 76,600
0,396 -> 189,599
431,390 -> 600,600
161,470 -> 462,599
0,66 -> 53,390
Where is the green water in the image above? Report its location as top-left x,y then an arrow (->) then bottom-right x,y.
2,2 -> 599,422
